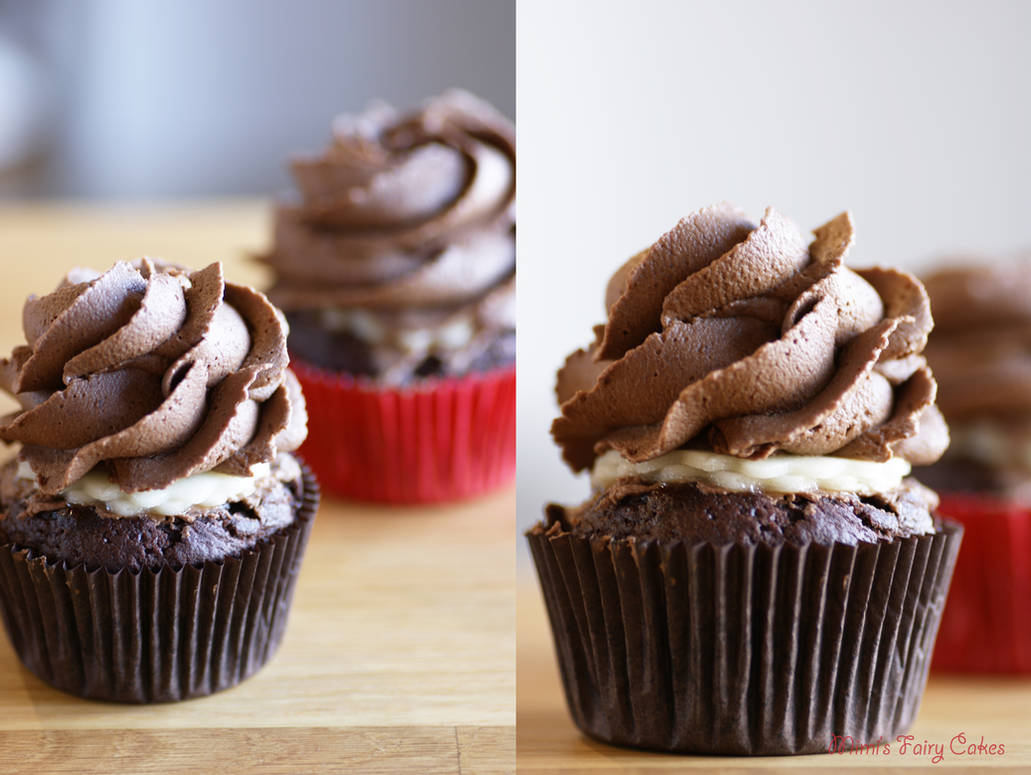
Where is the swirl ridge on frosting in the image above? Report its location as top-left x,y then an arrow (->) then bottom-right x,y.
553,203 -> 948,472
262,90 -> 515,379
0,259 -> 307,495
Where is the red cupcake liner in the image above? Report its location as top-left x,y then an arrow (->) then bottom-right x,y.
290,359 -> 516,503
931,494 -> 1031,673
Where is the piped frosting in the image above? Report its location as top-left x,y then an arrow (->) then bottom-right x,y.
553,203 -> 948,473
0,259 -> 307,496
262,90 -> 515,379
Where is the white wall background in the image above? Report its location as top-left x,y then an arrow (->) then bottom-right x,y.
516,0 -> 1031,563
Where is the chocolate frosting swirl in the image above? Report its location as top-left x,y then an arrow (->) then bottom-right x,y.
922,260 -> 1031,421
0,259 -> 307,495
261,90 -> 515,374
553,203 -> 948,473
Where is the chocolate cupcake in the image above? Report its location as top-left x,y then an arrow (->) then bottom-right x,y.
261,90 -> 515,503
528,203 -> 962,755
915,261 -> 1031,672
0,259 -> 318,702
917,262 -> 1031,496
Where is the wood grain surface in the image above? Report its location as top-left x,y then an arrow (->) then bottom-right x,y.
0,202 -> 515,774
518,577 -> 1031,772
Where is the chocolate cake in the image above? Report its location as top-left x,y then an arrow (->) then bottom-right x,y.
0,258 -> 318,702
910,260 -> 1031,672
528,202 -> 962,755
914,261 -> 1031,498
261,90 -> 515,385
546,478 -> 939,546
0,456 -> 303,571
285,308 -> 516,382
254,91 -> 517,503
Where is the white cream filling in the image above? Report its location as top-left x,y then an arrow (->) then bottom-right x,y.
590,448 -> 912,495
948,421 -> 1031,472
17,460 -> 270,517
318,308 -> 476,353
396,316 -> 475,353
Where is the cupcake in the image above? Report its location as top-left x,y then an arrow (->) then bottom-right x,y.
0,259 -> 318,702
527,203 -> 962,755
915,261 -> 1031,672
261,90 -> 515,503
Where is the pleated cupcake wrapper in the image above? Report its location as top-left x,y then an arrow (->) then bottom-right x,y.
931,495 -> 1031,673
291,359 -> 516,504
0,467 -> 320,703
528,522 -> 963,755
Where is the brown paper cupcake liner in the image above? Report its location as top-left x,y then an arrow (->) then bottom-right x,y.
0,466 -> 320,703
528,520 -> 962,755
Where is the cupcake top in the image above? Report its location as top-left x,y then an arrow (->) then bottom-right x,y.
0,259 -> 307,510
553,203 -> 948,493
262,89 -> 515,382
922,260 -> 1031,422
917,260 -> 1031,493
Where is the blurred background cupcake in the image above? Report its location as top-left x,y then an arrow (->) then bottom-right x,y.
261,91 -> 516,503
916,260 -> 1031,672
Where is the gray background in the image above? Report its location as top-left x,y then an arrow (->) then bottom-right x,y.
0,0 -> 514,198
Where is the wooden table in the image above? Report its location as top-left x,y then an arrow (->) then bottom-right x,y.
0,202 -> 515,774
518,577 -> 1031,772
